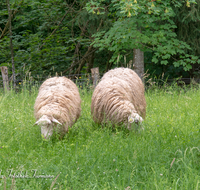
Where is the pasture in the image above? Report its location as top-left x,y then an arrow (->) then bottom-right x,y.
0,84 -> 200,189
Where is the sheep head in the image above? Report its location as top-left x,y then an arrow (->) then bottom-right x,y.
128,113 -> 143,123
34,115 -> 62,139
127,113 -> 143,130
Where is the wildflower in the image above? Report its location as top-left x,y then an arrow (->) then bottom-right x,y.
160,174 -> 163,176
19,82 -> 21,85
79,77 -> 81,79
115,169 -> 118,172
113,159 -> 116,162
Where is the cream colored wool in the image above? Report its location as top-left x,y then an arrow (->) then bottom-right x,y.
34,76 -> 81,138
91,68 -> 146,127
101,67 -> 146,119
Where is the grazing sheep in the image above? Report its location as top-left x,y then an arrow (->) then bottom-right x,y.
101,67 -> 146,119
91,67 -> 146,129
34,76 -> 81,139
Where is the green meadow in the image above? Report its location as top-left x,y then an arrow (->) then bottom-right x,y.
0,84 -> 200,189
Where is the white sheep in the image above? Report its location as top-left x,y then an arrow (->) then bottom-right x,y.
34,76 -> 81,139
91,67 -> 146,129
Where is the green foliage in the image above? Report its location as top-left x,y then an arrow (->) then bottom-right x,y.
1,0 -> 200,78
0,0 -> 111,76
86,0 -> 200,71
173,0 -> 200,57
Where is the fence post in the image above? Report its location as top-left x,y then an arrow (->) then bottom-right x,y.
0,66 -> 9,91
91,67 -> 99,89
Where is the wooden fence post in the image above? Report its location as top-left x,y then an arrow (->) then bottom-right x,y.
91,67 -> 99,89
0,66 -> 9,91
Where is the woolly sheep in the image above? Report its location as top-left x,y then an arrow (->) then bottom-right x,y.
34,76 -> 81,139
91,67 -> 146,129
101,67 -> 146,119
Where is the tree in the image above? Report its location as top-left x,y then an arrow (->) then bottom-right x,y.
7,0 -> 16,88
0,0 -> 112,76
173,0 -> 200,77
1,0 -> 199,79
85,0 -> 200,78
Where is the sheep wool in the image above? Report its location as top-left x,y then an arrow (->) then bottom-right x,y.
91,67 -> 146,129
34,76 -> 81,139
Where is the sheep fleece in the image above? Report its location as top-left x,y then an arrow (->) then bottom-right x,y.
91,67 -> 146,124
34,76 -> 81,132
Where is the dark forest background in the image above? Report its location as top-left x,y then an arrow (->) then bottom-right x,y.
0,0 -> 200,82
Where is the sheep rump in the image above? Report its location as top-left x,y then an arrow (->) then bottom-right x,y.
34,76 -> 81,138
91,67 -> 146,129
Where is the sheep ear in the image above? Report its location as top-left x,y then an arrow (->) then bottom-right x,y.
135,114 -> 143,122
52,117 -> 62,125
34,120 -> 40,125
34,117 -> 52,126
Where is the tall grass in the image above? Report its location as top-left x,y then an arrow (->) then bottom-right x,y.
0,84 -> 200,189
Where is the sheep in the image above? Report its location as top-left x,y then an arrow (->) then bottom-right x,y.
34,76 -> 81,139
101,67 -> 146,119
91,67 -> 146,130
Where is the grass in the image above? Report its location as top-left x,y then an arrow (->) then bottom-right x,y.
0,84 -> 200,189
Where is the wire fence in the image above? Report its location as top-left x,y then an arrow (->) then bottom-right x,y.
0,72 -> 199,91
0,73 -> 103,90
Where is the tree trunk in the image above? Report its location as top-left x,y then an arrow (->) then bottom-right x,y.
91,67 -> 99,89
7,0 -> 16,88
74,45 -> 95,75
133,49 -> 144,81
0,66 -> 9,91
0,0 -> 23,39
86,50 -> 95,73
105,51 -> 113,72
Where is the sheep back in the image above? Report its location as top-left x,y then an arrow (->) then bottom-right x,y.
91,67 -> 146,125
101,67 -> 146,119
34,76 -> 81,131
